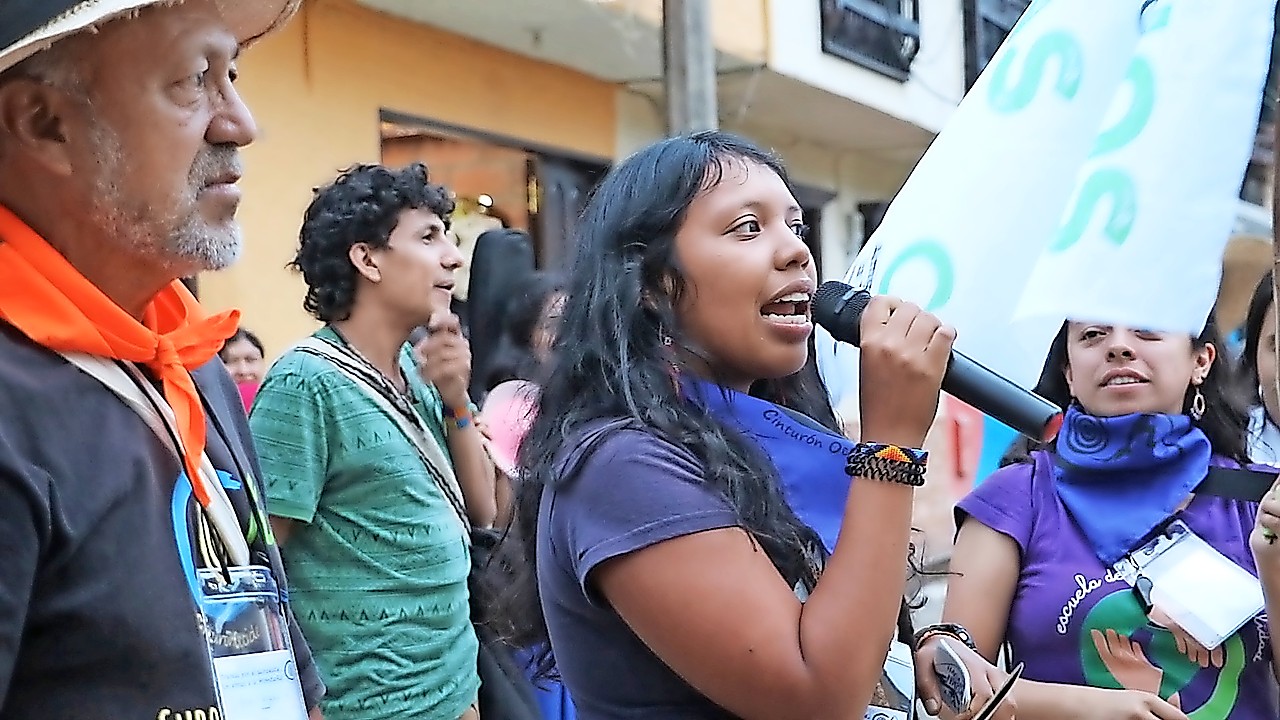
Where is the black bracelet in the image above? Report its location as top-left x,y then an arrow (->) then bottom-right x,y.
914,622 -> 978,651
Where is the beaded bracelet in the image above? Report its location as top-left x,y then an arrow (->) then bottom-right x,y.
444,402 -> 479,430
845,442 -> 928,487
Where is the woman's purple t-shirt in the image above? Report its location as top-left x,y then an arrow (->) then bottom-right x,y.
537,422 -> 742,719
958,451 -> 1276,719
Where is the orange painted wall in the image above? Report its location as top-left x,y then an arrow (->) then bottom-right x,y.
202,0 -> 617,358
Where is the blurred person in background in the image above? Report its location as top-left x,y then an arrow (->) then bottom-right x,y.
219,326 -> 266,409
1239,272 -> 1280,466
466,228 -> 536,402
477,271 -> 577,720
481,271 -> 565,511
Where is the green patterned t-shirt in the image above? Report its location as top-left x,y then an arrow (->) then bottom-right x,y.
249,327 -> 479,720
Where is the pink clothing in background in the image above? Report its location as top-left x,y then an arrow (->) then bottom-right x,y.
237,381 -> 260,412
480,380 -> 539,478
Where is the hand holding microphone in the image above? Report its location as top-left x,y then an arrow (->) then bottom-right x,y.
856,295 -> 957,449
814,281 -> 1063,442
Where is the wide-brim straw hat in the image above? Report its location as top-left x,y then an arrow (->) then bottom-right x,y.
0,0 -> 300,76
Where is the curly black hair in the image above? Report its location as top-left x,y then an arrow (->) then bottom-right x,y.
291,162 -> 455,322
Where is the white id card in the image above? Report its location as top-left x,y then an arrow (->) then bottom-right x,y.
1113,520 -> 1264,650
865,640 -> 915,720
198,565 -> 309,720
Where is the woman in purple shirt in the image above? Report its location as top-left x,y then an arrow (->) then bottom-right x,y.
490,131 -> 1013,720
917,320 -> 1280,719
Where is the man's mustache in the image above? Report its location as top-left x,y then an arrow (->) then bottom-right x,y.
190,145 -> 242,187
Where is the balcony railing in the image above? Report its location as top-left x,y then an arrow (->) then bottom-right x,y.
819,0 -> 921,82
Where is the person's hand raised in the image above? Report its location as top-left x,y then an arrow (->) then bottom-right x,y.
856,296 -> 955,449
414,311 -> 471,408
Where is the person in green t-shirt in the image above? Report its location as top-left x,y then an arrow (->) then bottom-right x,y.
250,163 -> 496,720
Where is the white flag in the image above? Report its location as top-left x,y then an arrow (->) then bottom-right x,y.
1015,0 -> 1275,335
824,0 -> 1275,396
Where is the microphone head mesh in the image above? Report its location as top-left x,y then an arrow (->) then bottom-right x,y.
813,281 -> 869,329
813,281 -> 849,328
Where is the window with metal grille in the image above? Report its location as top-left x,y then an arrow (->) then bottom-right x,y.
962,0 -> 1030,90
819,0 -> 922,82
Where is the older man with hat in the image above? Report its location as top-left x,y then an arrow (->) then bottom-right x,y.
0,1 -> 325,719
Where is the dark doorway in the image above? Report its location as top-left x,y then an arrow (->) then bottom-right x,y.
530,156 -> 606,268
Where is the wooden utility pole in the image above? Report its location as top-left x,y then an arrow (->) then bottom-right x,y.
662,0 -> 718,134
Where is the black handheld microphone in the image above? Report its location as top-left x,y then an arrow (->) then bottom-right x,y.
813,281 -> 1063,442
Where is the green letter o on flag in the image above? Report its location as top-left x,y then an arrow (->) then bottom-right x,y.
877,240 -> 956,312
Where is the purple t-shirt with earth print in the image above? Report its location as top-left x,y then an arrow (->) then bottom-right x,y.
958,450 -> 1276,719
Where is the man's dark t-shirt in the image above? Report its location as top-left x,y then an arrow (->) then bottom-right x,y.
0,323 -> 324,718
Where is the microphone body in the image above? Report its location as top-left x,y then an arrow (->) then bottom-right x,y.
813,281 -> 1063,442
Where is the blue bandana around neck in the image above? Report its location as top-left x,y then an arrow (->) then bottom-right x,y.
1053,404 -> 1211,566
685,379 -> 854,553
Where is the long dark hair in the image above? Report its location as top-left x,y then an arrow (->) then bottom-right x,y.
483,271 -> 564,391
468,229 -> 536,399
1240,271 -> 1274,408
497,131 -> 839,673
1001,318 -> 1251,466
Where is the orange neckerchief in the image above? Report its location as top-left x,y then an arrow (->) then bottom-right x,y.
0,204 -> 240,508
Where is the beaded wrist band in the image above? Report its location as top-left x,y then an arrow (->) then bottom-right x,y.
914,623 -> 978,652
444,402 -> 479,430
845,442 -> 928,487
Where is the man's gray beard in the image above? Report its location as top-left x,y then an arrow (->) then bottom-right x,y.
87,122 -> 243,273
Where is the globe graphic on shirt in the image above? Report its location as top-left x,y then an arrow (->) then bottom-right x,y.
1080,590 -> 1246,719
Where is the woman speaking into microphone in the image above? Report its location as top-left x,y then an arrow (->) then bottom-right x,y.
495,130 -> 1012,719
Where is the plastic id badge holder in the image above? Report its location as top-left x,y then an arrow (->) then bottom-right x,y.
1113,520 -> 1264,651
197,565 -> 309,720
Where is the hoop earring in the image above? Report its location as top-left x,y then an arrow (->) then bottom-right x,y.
1190,386 -> 1206,421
